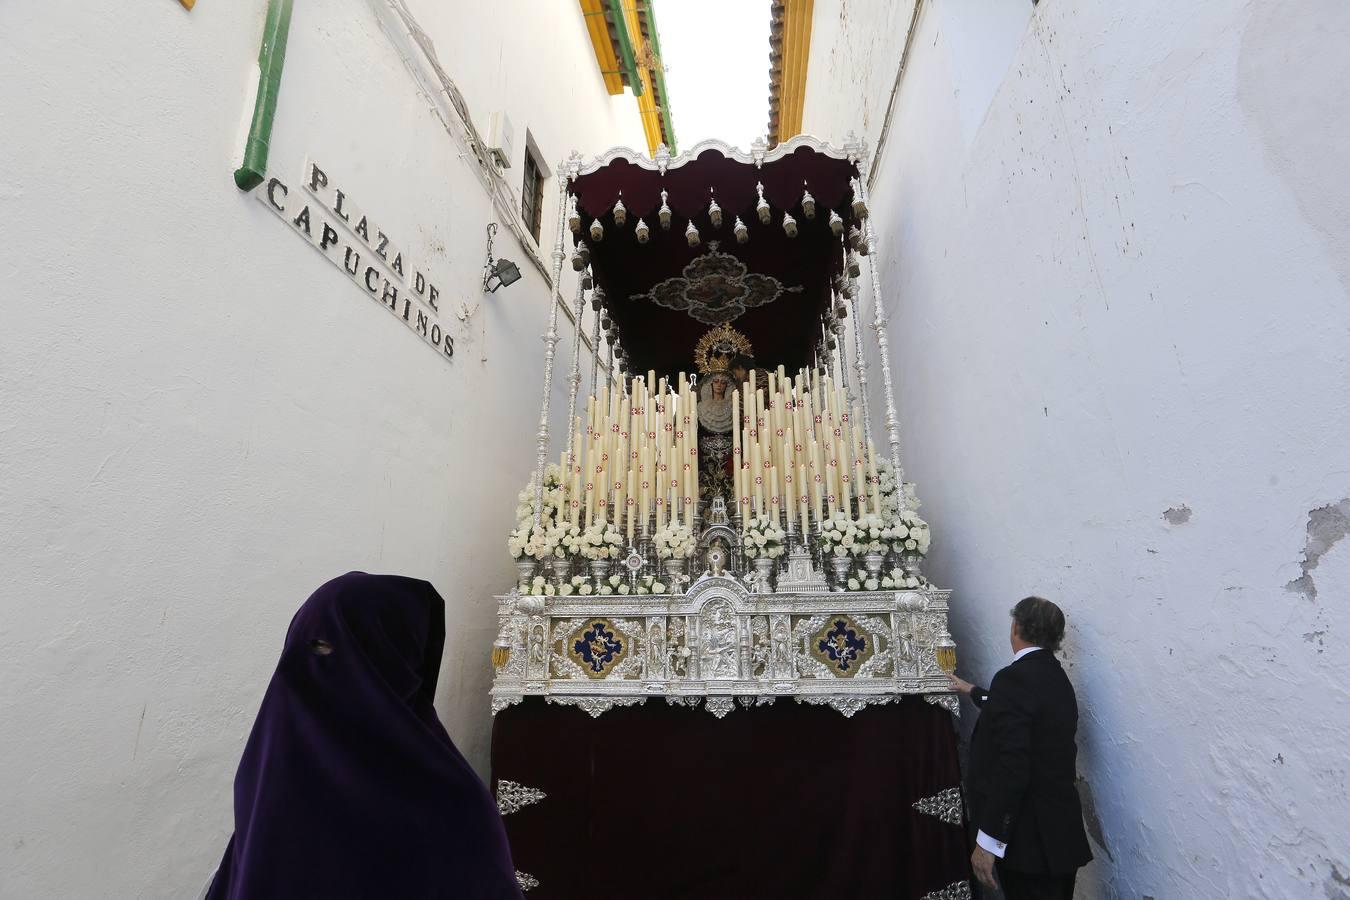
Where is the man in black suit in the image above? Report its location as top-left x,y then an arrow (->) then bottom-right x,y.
946,596 -> 1093,899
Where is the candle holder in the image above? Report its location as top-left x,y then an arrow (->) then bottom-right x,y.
829,554 -> 852,592
751,557 -> 776,594
589,558 -> 612,587
514,558 -> 538,593
663,556 -> 689,593
808,524 -> 824,571
550,557 -> 572,587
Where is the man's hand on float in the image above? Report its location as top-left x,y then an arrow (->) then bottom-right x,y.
970,846 -> 998,891
945,673 -> 974,696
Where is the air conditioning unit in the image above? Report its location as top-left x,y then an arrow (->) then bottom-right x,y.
487,111 -> 514,169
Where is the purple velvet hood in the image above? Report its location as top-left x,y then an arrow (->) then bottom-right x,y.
206,572 -> 522,899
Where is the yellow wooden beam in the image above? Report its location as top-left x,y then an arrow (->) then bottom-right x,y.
579,0 -> 625,95
769,0 -> 813,143
788,0 -> 814,138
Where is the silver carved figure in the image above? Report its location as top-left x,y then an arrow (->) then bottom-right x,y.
699,600 -> 739,680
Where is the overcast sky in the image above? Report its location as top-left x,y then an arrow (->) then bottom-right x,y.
652,0 -> 772,151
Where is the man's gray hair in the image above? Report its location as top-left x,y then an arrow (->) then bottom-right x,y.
1010,596 -> 1066,652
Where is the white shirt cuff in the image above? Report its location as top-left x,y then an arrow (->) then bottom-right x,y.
976,829 -> 1007,858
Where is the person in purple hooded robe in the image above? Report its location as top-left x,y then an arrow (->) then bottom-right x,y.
204,572 -> 523,899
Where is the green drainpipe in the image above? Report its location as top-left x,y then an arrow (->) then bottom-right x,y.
640,1 -> 676,152
233,0 -> 295,191
604,0 -> 643,97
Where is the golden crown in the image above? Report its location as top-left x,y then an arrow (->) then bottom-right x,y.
693,324 -> 754,375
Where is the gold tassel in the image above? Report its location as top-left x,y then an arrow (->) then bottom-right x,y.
178,0 -> 196,9
491,646 -> 510,670
935,646 -> 957,675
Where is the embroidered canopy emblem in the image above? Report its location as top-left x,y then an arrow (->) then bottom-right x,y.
919,880 -> 972,900
569,619 -> 626,677
633,242 -> 802,325
912,786 -> 963,826
496,779 -> 547,816
811,617 -> 874,675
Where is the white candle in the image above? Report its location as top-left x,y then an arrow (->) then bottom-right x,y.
570,422 -> 583,526
798,462 -> 810,531
732,387 -> 742,520
626,470 -> 635,542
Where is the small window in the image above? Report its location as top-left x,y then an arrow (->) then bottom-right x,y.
522,147 -> 546,243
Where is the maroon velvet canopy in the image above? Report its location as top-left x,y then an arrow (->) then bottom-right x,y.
492,697 -> 973,898
568,142 -> 863,378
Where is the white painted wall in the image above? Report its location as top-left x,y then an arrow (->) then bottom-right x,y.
803,1 -> 1350,897
0,1 -> 645,896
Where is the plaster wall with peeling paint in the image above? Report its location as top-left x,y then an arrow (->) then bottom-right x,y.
0,1 -> 645,896
804,0 -> 1350,896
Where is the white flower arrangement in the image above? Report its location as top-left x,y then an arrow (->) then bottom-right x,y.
842,567 -> 923,591
817,510 -> 861,558
508,522 -> 563,561
507,464 -> 573,560
843,566 -> 880,592
636,574 -> 668,595
524,575 -> 556,596
887,509 -> 932,556
854,512 -> 891,555
597,574 -> 622,596
549,521 -> 580,559
558,575 -> 592,597
513,464 -> 569,525
574,518 -> 624,560
652,522 -> 697,560
743,515 -> 787,560
881,568 -> 924,590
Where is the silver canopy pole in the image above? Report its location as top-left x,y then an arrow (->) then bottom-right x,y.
849,136 -> 904,483
563,269 -> 588,481
532,161 -> 576,528
589,297 -> 602,394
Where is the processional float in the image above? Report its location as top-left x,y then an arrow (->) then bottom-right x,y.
489,136 -> 971,899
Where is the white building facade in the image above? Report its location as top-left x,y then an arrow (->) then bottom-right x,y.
796,1 -> 1350,897
0,1 -> 668,895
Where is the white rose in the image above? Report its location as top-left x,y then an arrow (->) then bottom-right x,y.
618,584 -> 630,594
653,582 -> 667,594
847,578 -> 860,591
905,538 -> 918,551
580,584 -> 593,595
865,578 -> 879,591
